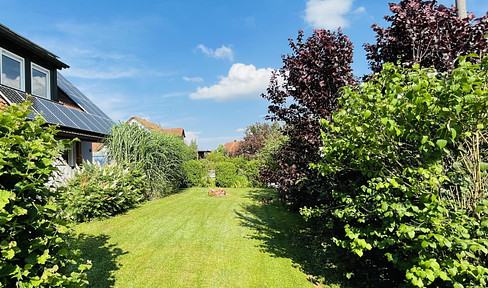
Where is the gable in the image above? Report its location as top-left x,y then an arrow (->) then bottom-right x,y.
126,116 -> 185,138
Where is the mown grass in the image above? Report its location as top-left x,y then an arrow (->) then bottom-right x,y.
75,187 -> 340,287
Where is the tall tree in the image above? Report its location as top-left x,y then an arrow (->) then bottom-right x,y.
261,29 -> 356,207
364,0 -> 488,74
236,122 -> 281,159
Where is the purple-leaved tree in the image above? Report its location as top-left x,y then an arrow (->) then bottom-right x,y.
261,29 -> 356,207
365,0 -> 488,74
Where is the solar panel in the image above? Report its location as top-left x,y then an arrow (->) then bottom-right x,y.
0,74 -> 114,137
57,73 -> 111,118
0,85 -> 25,104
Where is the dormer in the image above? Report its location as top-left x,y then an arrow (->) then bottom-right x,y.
0,24 -> 69,102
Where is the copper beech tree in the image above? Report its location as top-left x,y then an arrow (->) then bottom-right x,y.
262,0 -> 488,208
365,0 -> 488,74
261,29 -> 356,207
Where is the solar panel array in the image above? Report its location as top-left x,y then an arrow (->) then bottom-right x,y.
0,73 -> 114,135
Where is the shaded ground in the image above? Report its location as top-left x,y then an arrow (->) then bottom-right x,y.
75,187 -> 320,287
76,234 -> 127,288
238,189 -> 348,288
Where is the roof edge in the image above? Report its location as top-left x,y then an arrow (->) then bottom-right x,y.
0,24 -> 69,69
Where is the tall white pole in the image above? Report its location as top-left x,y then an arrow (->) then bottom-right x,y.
456,0 -> 467,19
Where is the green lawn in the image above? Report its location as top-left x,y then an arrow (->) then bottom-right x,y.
75,187 -> 326,288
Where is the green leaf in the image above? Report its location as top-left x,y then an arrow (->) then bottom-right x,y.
363,110 -> 372,119
407,231 -> 415,239
436,139 -> 447,149
421,135 -> 428,144
2,249 -> 15,259
480,162 -> 488,172
0,190 -> 13,210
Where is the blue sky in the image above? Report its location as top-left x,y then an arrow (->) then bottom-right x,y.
2,0 -> 487,150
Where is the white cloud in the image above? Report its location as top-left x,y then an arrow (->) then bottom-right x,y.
236,128 -> 246,133
183,76 -> 204,82
189,63 -> 273,101
353,6 -> 366,14
304,0 -> 354,29
197,44 -> 234,61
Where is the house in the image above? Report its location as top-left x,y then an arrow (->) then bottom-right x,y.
91,116 -> 186,165
0,24 -> 114,178
126,116 -> 185,139
223,140 -> 242,157
197,150 -> 211,160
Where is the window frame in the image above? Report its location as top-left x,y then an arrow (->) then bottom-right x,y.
0,48 -> 25,91
31,62 -> 51,99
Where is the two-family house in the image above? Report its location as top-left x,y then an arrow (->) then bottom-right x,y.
0,24 -> 114,178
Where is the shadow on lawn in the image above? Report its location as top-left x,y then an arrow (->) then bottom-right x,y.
236,188 -> 349,287
75,234 -> 127,288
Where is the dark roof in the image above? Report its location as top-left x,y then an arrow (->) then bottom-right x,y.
0,74 -> 114,141
0,24 -> 69,70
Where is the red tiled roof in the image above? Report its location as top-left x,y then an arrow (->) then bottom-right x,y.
224,140 -> 241,155
163,128 -> 185,138
92,142 -> 104,152
126,116 -> 185,138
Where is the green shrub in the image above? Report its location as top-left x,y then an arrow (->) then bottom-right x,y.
215,162 -> 246,188
104,123 -> 194,198
183,160 -> 210,187
0,102 -> 90,287
308,57 -> 488,287
243,159 -> 264,188
59,162 -> 148,222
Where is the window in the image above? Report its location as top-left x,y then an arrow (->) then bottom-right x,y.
1,49 -> 24,90
31,63 -> 50,98
62,144 -> 76,168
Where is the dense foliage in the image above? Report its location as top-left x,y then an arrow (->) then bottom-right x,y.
215,162 -> 241,187
182,159 -> 214,187
59,162 -> 148,222
305,57 -> 488,287
236,122 -> 281,159
183,150 -> 263,188
261,28 -> 356,207
0,102 -> 89,287
104,123 -> 194,198
365,0 -> 488,74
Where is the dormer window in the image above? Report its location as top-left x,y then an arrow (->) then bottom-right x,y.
1,49 -> 24,91
31,63 -> 50,98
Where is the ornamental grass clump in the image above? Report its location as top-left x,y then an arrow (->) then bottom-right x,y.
104,123 -> 194,198
307,56 -> 488,287
0,102 -> 90,287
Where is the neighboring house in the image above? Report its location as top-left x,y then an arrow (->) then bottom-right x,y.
0,24 -> 114,180
91,116 -> 186,165
223,140 -> 242,157
197,150 -> 211,160
126,116 -> 185,139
